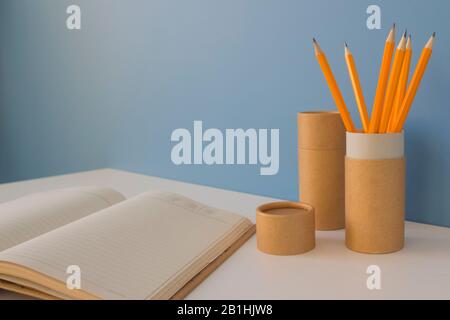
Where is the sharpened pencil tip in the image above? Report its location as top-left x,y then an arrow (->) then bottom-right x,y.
404,30 -> 407,37
393,23 -> 396,29
312,38 -> 321,55
433,32 -> 436,37
345,42 -> 348,47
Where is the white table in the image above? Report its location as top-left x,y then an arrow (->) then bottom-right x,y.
0,169 -> 449,300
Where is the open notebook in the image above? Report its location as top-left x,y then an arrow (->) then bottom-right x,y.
0,187 -> 254,299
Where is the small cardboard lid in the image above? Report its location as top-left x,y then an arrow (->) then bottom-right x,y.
298,111 -> 346,150
256,201 -> 315,256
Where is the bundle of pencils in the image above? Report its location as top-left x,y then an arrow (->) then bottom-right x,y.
313,25 -> 435,133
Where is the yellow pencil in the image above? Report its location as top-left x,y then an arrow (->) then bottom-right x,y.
345,43 -> 370,132
379,32 -> 407,133
369,24 -> 396,133
313,38 -> 355,132
388,35 -> 412,131
390,33 -> 435,132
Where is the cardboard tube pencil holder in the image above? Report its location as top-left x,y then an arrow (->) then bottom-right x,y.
298,111 -> 345,230
345,132 -> 405,254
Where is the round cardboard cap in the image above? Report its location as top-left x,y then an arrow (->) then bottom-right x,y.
298,111 -> 346,150
256,201 -> 315,256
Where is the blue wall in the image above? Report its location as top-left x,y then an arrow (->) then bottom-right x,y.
1,0 -> 449,227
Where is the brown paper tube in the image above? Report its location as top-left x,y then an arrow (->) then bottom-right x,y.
256,202 -> 315,256
345,132 -> 405,254
299,149 -> 345,230
298,111 -> 345,230
298,111 -> 345,150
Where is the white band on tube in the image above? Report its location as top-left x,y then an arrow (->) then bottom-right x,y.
346,132 -> 404,160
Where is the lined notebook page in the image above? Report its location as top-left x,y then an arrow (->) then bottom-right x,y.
0,187 -> 125,252
0,191 -> 251,299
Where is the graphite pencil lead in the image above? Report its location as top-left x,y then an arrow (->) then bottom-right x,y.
425,34 -> 435,49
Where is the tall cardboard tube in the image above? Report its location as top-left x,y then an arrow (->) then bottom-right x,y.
298,111 -> 345,230
345,132 -> 405,254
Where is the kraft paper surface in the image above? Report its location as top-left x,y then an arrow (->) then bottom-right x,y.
298,111 -> 345,150
297,111 -> 345,231
345,157 -> 405,254
299,149 -> 345,230
256,202 -> 315,256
